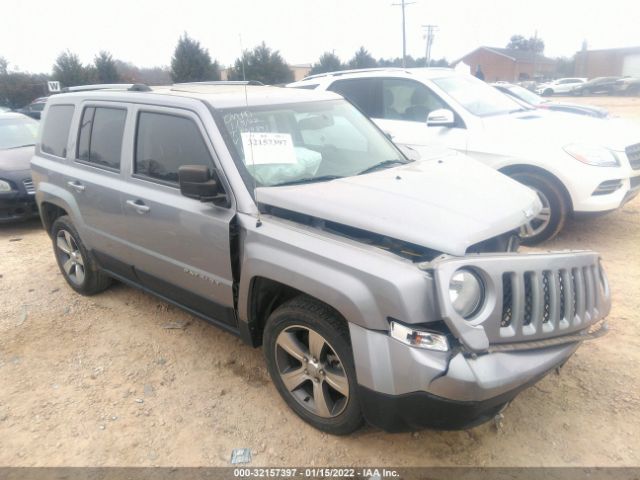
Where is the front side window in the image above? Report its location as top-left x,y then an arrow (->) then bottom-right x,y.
217,99 -> 407,188
135,112 -> 212,183
382,78 -> 446,122
432,75 -> 524,117
41,105 -> 75,157
0,115 -> 39,150
77,107 -> 126,170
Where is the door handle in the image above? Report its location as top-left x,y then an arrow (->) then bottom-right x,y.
67,180 -> 85,193
125,199 -> 150,214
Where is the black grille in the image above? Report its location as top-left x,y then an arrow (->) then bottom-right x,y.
523,272 -> 533,325
501,273 -> 513,327
542,271 -> 551,323
627,143 -> 640,170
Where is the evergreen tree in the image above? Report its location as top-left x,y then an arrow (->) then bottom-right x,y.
229,42 -> 293,85
94,51 -> 120,83
348,47 -> 377,69
309,52 -> 343,75
170,33 -> 220,83
52,50 -> 90,87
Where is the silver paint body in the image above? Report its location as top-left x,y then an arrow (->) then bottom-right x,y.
32,85 -> 610,403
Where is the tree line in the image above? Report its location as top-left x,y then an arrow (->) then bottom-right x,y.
2,32 -> 577,109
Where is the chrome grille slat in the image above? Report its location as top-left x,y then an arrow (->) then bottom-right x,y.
23,178 -> 35,194
560,269 -> 573,328
548,271 -> 561,331
510,273 -> 525,333
528,271 -> 544,334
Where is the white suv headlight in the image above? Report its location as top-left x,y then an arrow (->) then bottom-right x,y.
564,143 -> 619,167
449,268 -> 484,318
0,180 -> 13,192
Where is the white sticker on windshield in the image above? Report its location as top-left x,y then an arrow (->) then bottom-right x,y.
241,132 -> 297,165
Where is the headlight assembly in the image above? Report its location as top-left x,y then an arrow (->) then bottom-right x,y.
449,268 -> 484,319
0,180 -> 13,192
563,143 -> 619,167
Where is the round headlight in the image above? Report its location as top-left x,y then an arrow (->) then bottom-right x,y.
448,269 -> 484,318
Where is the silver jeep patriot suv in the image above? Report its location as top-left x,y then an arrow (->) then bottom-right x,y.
31,83 -> 610,434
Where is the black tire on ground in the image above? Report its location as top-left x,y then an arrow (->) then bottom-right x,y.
263,296 -> 364,435
51,215 -> 112,295
543,88 -> 553,97
510,172 -> 568,246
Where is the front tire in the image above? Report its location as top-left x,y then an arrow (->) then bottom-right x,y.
51,215 -> 112,295
263,296 -> 364,435
510,172 -> 568,245
543,88 -> 553,97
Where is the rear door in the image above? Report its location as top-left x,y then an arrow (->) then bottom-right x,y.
117,105 -> 237,327
49,102 -> 132,270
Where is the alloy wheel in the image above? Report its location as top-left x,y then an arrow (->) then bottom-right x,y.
520,187 -> 552,239
274,325 -> 349,418
56,229 -> 86,285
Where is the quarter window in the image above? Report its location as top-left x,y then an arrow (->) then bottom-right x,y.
328,78 -> 381,117
135,112 -> 212,183
41,105 -> 75,157
77,107 -> 127,170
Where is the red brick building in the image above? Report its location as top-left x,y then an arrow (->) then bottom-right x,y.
453,47 -> 556,82
574,47 -> 640,78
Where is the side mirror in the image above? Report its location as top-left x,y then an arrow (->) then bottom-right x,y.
178,165 -> 226,204
426,109 -> 455,127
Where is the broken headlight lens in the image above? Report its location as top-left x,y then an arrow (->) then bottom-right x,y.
449,268 -> 484,318
389,321 -> 449,351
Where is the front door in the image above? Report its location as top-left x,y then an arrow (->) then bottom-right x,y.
118,106 -> 237,327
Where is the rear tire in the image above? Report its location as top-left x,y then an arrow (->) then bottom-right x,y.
263,296 -> 364,435
510,172 -> 568,245
51,215 -> 112,295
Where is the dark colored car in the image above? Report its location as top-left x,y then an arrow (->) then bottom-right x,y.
0,113 -> 39,222
571,77 -> 622,96
17,96 -> 48,120
493,83 -> 609,118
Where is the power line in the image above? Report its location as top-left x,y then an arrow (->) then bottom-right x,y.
421,24 -> 438,67
392,0 -> 416,68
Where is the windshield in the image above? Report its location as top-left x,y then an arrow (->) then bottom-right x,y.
504,85 -> 545,106
432,75 -> 524,117
0,115 -> 39,149
216,99 -> 407,187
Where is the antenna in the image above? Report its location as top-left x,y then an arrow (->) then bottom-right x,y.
239,34 -> 261,227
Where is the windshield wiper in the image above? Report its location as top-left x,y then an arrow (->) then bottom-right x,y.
357,159 -> 408,176
6,144 -> 35,149
273,175 -> 344,187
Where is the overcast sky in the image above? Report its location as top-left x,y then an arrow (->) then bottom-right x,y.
3,0 -> 640,73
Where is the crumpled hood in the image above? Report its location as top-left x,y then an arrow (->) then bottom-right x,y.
483,111 -> 639,152
256,154 -> 541,256
0,146 -> 34,172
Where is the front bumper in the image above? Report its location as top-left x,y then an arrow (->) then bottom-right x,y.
351,322 -> 605,431
0,193 -> 38,223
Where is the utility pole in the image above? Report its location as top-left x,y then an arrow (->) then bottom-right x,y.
392,0 -> 416,67
422,24 -> 438,67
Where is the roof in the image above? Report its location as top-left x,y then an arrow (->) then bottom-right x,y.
575,46 -> 640,55
295,67 -> 456,83
46,84 -> 342,109
455,47 -> 556,65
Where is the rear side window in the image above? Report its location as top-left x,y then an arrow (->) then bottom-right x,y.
41,105 -> 75,157
328,78 -> 381,117
77,107 -> 127,170
135,112 -> 212,184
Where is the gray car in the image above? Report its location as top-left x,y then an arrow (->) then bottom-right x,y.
31,84 -> 611,434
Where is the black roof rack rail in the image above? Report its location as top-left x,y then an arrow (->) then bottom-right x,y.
128,84 -> 151,91
60,83 -> 145,93
172,80 -> 265,86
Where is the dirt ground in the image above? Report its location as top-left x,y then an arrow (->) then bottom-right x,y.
0,97 -> 639,467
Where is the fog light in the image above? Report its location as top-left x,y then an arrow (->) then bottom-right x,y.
389,321 -> 449,352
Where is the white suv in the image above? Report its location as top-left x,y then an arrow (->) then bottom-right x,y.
288,68 -> 640,244
535,77 -> 587,96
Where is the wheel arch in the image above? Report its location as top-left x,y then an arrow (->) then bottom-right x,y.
499,164 -> 574,213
